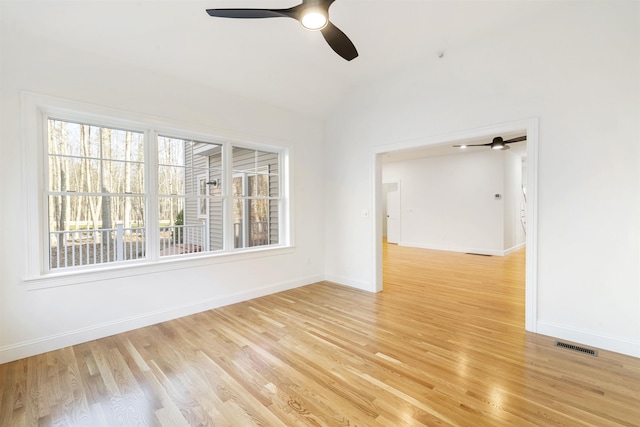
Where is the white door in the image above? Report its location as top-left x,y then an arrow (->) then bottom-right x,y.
386,183 -> 400,244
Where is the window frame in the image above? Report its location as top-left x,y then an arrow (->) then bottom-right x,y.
22,93 -> 292,288
197,174 -> 209,220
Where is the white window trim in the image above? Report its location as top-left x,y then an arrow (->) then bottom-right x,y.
21,92 -> 293,289
232,172 -> 249,248
197,173 -> 209,219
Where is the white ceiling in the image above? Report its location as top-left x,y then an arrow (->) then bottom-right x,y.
7,0 -> 557,120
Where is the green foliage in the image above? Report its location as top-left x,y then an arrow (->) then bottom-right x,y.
173,209 -> 184,243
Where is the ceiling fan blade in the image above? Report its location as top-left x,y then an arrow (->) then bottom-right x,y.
465,142 -> 493,147
454,135 -> 526,149
320,21 -> 358,61
504,136 -> 527,144
206,8 -> 295,19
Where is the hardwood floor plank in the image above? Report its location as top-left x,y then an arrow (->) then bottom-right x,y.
2,243 -> 640,426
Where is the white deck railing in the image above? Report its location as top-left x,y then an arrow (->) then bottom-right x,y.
49,223 -> 145,269
159,223 -> 207,256
49,222 -> 208,269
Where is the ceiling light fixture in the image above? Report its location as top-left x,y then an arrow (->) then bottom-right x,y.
453,135 -> 524,150
491,138 -> 506,150
300,8 -> 328,30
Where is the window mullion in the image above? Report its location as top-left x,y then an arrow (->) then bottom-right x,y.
243,175 -> 249,248
222,143 -> 234,251
280,150 -> 287,246
146,129 -> 159,262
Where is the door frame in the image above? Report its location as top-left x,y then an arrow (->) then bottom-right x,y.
383,181 -> 401,244
371,118 -> 539,332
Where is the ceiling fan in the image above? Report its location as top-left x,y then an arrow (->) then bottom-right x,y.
205,0 -> 358,61
453,136 -> 527,151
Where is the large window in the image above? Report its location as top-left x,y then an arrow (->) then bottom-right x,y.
42,115 -> 286,274
47,119 -> 146,269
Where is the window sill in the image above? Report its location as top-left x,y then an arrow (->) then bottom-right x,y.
24,245 -> 295,291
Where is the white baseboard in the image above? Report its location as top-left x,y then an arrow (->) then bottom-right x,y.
399,241 -> 502,256
399,241 -> 526,257
324,274 -> 375,292
537,321 -> 640,358
0,274 -> 323,364
504,242 -> 526,255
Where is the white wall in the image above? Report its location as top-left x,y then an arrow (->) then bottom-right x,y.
325,2 -> 640,356
0,9 -> 325,362
383,150 -> 514,255
503,152 -> 526,252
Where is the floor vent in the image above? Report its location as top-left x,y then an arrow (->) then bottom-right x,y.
554,341 -> 598,356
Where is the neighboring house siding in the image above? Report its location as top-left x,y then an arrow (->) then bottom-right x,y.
208,148 -> 223,251
263,153 -> 279,245
184,142 -> 221,251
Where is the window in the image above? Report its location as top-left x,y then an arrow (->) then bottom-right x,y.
47,119 -> 146,269
38,112 -> 287,275
157,136 -> 224,256
232,147 -> 280,249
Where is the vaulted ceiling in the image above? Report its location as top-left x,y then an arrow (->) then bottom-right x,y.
8,0 -> 558,119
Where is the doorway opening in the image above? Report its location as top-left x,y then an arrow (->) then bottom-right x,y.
382,181 -> 400,244
372,118 -> 538,332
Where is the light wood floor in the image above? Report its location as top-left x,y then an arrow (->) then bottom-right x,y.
1,243 -> 639,426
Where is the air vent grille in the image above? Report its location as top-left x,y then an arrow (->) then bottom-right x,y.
554,341 -> 598,356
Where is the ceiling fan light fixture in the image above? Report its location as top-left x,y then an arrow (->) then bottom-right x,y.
491,143 -> 510,150
490,136 -> 507,150
300,9 -> 328,30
